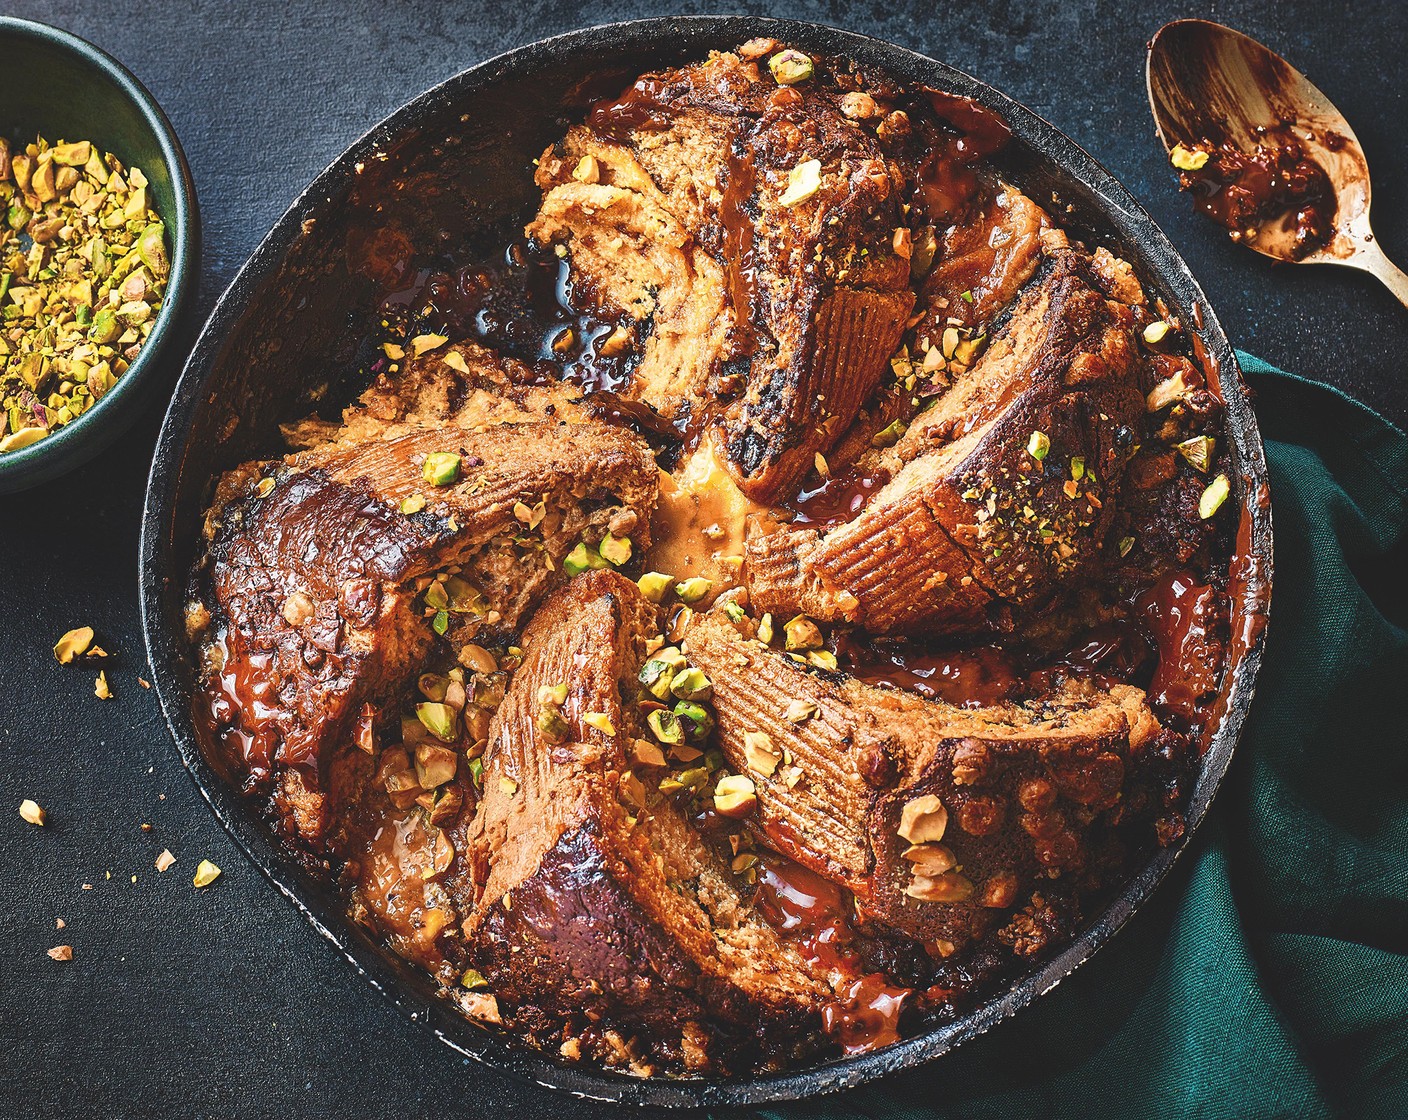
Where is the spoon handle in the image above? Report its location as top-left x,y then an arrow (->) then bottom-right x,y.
1360,241 -> 1408,310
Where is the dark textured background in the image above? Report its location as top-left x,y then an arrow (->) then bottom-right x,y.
1,2 -> 1403,1118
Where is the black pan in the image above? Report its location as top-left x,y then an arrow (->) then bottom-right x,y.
139,16 -> 1272,1108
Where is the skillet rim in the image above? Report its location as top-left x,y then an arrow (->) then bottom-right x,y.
139,14 -> 1273,1108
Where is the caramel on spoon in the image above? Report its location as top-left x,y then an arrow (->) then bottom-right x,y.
1147,18 -> 1408,308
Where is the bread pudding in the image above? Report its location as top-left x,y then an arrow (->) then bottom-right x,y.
186,41 -> 1235,1077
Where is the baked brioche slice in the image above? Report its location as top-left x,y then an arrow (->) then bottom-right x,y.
682,611 -> 1163,953
529,49 -> 913,503
461,571 -> 830,1074
745,248 -> 1145,635
195,422 -> 657,850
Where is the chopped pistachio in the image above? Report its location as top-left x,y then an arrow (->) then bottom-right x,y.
498,776 -> 519,797
19,799 -> 45,826
783,615 -> 824,652
582,711 -> 616,735
637,571 -> 674,603
1170,144 -> 1209,171
537,682 -> 569,707
673,700 -> 714,740
53,626 -> 94,663
743,731 -> 781,777
598,533 -> 632,566
1118,535 -> 1136,558
192,859 -> 222,888
155,849 -> 176,872
721,599 -> 748,623
1070,456 -> 1086,481
401,493 -> 426,515
1176,434 -> 1215,473
1198,474 -> 1231,519
460,969 -> 490,991
768,49 -> 814,85
94,671 -> 111,700
638,658 -> 678,700
1027,430 -> 1050,461
646,708 -> 684,745
536,706 -> 570,742
778,159 -> 822,207
757,613 -> 775,645
806,649 -> 838,671
422,452 -> 461,486
675,576 -> 713,604
563,541 -> 608,577
416,702 -> 458,742
871,418 -> 907,448
414,743 -> 458,788
1142,319 -> 1171,345
713,774 -> 758,818
1146,372 -> 1189,412
443,575 -> 488,615
432,610 -> 449,636
669,667 -> 713,701
47,945 -> 74,962
409,333 -> 449,357
785,699 -> 818,723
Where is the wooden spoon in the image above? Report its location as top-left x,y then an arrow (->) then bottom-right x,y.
1147,18 -> 1408,307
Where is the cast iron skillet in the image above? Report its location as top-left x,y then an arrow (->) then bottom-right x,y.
140,16 -> 1272,1108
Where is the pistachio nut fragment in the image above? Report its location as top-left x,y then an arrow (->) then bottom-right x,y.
783,615 -> 823,652
53,626 -> 95,663
564,541 -> 608,577
1170,144 -> 1209,171
416,702 -> 459,742
193,859 -> 222,888
1176,434 -> 1215,473
669,667 -> 713,701
582,711 -> 616,735
598,533 -> 632,566
768,49 -> 815,85
713,774 -> 758,817
647,707 -> 684,745
1142,319 -> 1171,345
19,799 -> 46,826
674,576 -> 713,604
422,452 -> 461,486
871,419 -> 907,448
1027,430 -> 1051,461
636,571 -> 674,603
743,730 -> 781,777
672,700 -> 714,740
1198,474 -> 1231,519
778,159 -> 822,207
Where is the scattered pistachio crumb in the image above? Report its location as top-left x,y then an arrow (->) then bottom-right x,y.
192,859 -> 221,888
155,849 -> 176,872
47,945 -> 73,962
1170,144 -> 1209,171
19,799 -> 45,826
53,627 -> 94,663
94,671 -> 111,700
583,711 -> 616,735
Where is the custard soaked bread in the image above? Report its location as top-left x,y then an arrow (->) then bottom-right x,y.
683,611 -> 1168,952
193,422 -> 657,849
746,248 -> 1146,634
463,572 -> 830,1072
529,48 -> 916,503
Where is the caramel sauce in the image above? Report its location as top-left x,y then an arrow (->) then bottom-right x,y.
356,811 -> 448,970
833,634 -> 1023,708
374,240 -> 634,394
1179,123 -> 1336,258
1135,570 -> 1223,727
912,90 -> 1012,224
755,857 -> 911,1055
787,465 -> 890,530
202,627 -> 282,781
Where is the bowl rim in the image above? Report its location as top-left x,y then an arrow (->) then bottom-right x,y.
0,15 -> 199,491
140,14 -> 1272,1109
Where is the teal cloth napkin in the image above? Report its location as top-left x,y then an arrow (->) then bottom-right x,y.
753,355 -> 1408,1120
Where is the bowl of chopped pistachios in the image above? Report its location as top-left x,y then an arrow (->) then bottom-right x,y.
0,17 -> 197,492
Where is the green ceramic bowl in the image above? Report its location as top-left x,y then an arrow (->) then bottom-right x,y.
0,17 -> 198,493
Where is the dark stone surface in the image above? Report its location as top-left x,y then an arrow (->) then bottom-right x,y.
0,2 -> 1402,1117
